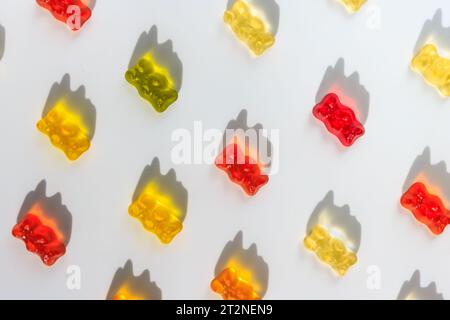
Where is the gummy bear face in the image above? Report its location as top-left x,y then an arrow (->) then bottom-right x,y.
125,55 -> 178,113
313,93 -> 365,147
224,0 -> 275,56
401,182 -> 450,235
12,213 -> 66,266
37,104 -> 91,161
215,143 -> 269,196
304,225 -> 357,276
412,44 -> 450,96
211,268 -> 260,300
128,186 -> 183,244
36,0 -> 92,30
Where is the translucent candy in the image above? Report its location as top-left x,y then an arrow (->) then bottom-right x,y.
215,143 -> 269,196
338,0 -> 367,13
412,44 -> 450,97
211,267 -> 260,300
36,0 -> 92,30
125,54 -> 178,113
313,93 -> 365,147
401,182 -> 450,235
304,225 -> 357,276
224,0 -> 275,56
12,213 -> 66,266
36,102 -> 91,161
128,183 -> 183,244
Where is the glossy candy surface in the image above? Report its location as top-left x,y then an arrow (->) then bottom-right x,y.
412,44 -> 450,97
37,102 -> 91,161
211,267 -> 260,300
400,182 -> 450,235
215,143 -> 269,196
125,54 -> 178,113
36,0 -> 92,30
12,213 -> 66,266
304,225 -> 357,276
338,0 -> 367,13
313,93 -> 365,147
224,0 -> 275,56
128,183 -> 183,244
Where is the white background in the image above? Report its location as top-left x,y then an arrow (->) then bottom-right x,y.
1,0 -> 450,300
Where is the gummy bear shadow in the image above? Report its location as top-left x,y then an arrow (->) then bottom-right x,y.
315,58 -> 370,125
16,180 -> 72,246
214,231 -> 269,298
132,157 -> 188,223
85,0 -> 97,10
226,0 -> 280,36
402,147 -> 450,205
106,260 -> 162,300
413,9 -> 450,54
306,191 -> 361,253
0,24 -> 5,61
397,270 -> 443,300
128,25 -> 183,92
221,109 -> 273,173
42,73 -> 97,141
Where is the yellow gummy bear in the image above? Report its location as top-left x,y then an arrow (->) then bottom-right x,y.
125,53 -> 178,113
339,0 -> 367,13
411,43 -> 450,97
36,102 -> 90,161
128,182 -> 183,244
304,225 -> 357,276
224,0 -> 275,56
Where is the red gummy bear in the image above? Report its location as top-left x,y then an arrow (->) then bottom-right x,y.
400,182 -> 450,235
12,213 -> 66,266
215,143 -> 269,196
36,0 -> 92,31
313,93 -> 365,147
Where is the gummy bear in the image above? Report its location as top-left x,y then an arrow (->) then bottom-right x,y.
112,288 -> 142,300
125,53 -> 178,113
313,93 -> 365,147
128,182 -> 183,244
211,268 -> 260,300
304,225 -> 357,276
400,182 -> 450,235
215,143 -> 269,196
411,44 -> 450,97
338,0 -> 367,13
224,0 -> 275,56
36,0 -> 92,31
37,102 -> 91,161
12,213 -> 66,266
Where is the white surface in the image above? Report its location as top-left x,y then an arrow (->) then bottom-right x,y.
0,0 -> 450,300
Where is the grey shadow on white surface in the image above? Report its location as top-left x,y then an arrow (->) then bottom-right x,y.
222,109 -> 273,170
42,74 -> 97,140
306,191 -> 361,253
413,9 -> 450,54
85,0 -> 97,10
128,25 -> 183,92
214,231 -> 269,298
226,0 -> 280,36
132,157 -> 188,223
0,24 -> 5,61
402,147 -> 450,200
106,260 -> 162,300
397,270 -> 444,300
316,58 -> 370,125
17,180 -> 72,246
